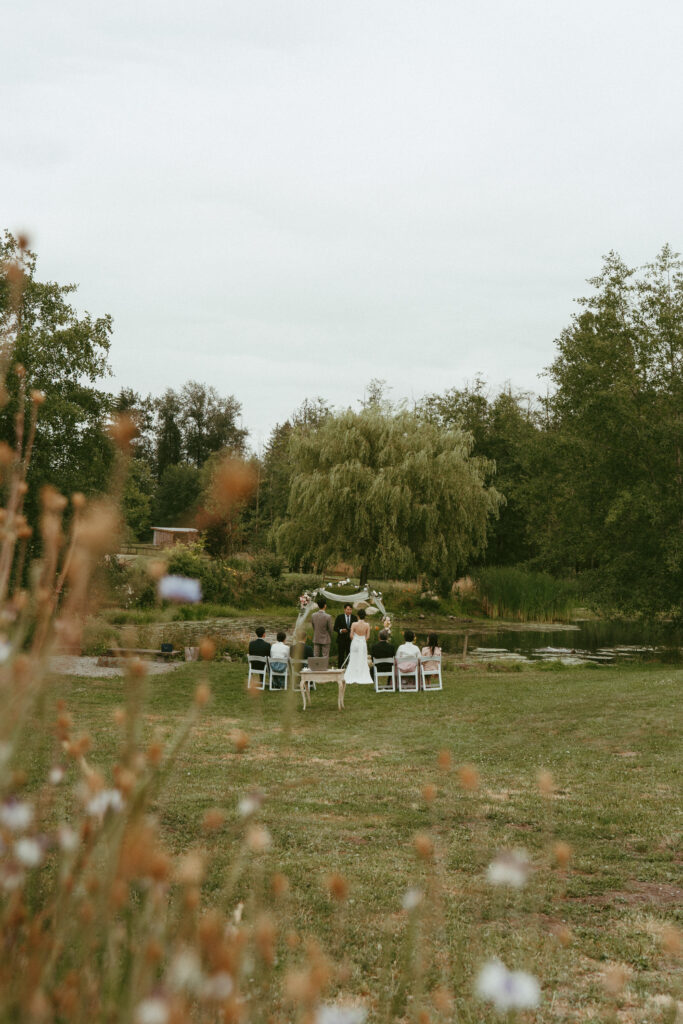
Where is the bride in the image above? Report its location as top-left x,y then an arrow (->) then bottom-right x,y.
344,608 -> 374,685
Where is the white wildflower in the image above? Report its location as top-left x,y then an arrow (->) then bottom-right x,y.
168,948 -> 203,994
87,789 -> 124,818
487,848 -> 530,888
14,837 -> 43,868
157,575 -> 202,604
58,825 -> 79,852
316,1006 -> 367,1024
1,868 -> 25,891
201,972 -> 234,1000
237,792 -> 261,818
0,640 -> 11,664
49,766 -> 65,785
476,959 -> 540,1012
401,887 -> 423,911
0,801 -> 34,832
134,998 -> 169,1024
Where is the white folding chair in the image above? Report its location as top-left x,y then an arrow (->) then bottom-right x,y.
420,655 -> 443,691
268,658 -> 289,691
247,655 -> 268,690
395,656 -> 420,692
373,658 -> 396,693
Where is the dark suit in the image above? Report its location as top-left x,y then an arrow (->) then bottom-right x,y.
371,639 -> 396,661
334,612 -> 358,667
248,637 -> 271,667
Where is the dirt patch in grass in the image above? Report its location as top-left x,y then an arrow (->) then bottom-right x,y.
571,880 -> 683,907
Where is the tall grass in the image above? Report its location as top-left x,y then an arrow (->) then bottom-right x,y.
473,566 -> 578,621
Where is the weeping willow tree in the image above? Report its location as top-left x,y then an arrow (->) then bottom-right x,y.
275,406 -> 503,590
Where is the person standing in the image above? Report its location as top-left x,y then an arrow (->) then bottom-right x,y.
311,598 -> 333,661
344,608 -> 374,685
333,602 -> 357,667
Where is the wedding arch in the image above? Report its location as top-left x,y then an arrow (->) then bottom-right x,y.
294,581 -> 390,635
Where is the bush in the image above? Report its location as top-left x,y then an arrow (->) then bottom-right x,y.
252,551 -> 286,579
81,617 -> 119,656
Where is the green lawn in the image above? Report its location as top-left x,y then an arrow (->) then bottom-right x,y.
42,661 -> 682,1022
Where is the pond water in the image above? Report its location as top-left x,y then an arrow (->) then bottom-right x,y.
402,619 -> 682,665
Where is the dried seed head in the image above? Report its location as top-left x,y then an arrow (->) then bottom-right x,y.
195,683 -> 211,706
176,851 -> 205,886
422,783 -> 437,803
553,841 -> 572,868
128,657 -> 147,679
229,728 -> 249,752
209,457 -> 257,512
41,485 -> 67,513
71,492 -> 86,510
199,637 -> 216,661
413,833 -> 434,860
326,873 -> 349,901
31,389 -> 45,405
255,914 -> 276,964
661,924 -> 682,955
437,749 -> 451,770
432,986 -> 453,1013
146,742 -> 163,766
602,964 -> 628,996
17,234 -> 30,251
0,442 -> 13,466
14,363 -> 25,378
271,872 -> 289,899
246,825 -> 271,853
537,769 -> 555,796
77,500 -> 120,555
417,1011 -> 431,1024
553,924 -> 573,947
202,808 -> 226,831
108,413 -> 138,450
113,707 -> 127,726
147,559 -> 166,580
457,764 -> 480,791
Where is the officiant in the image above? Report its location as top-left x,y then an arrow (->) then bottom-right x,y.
333,603 -> 357,667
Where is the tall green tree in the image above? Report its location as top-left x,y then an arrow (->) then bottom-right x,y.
260,397 -> 332,529
275,405 -> 502,590
180,381 -> 247,467
154,389 -> 183,478
153,463 -> 202,526
529,247 -> 682,611
0,231 -> 114,521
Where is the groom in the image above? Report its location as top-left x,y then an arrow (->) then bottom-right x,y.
333,603 -> 357,667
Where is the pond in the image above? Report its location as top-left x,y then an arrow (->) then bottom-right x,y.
400,619 -> 682,665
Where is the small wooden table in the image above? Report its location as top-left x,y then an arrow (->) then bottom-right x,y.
299,668 -> 347,710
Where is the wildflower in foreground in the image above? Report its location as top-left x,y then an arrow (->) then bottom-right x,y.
486,848 -> 530,888
134,997 -> 169,1024
14,837 -> 43,868
237,792 -> 262,817
0,801 -> 33,831
476,959 -> 540,1012
86,788 -> 124,818
315,1006 -> 367,1024
157,575 -> 202,603
402,887 -> 423,911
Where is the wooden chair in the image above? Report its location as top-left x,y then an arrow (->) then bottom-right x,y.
372,658 -> 396,693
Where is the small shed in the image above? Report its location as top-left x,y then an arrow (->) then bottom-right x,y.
152,527 -> 199,549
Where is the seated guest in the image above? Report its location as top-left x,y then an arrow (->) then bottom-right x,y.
248,626 -> 271,665
269,630 -> 290,689
395,629 -> 421,671
421,632 -> 442,680
371,629 -> 396,661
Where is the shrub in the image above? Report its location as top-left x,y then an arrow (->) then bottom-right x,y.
252,551 -> 286,579
472,566 -> 578,622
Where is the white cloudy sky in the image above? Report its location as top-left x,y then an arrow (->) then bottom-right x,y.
3,0 -> 681,447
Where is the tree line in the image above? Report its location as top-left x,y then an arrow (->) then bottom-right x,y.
1,230 -> 680,614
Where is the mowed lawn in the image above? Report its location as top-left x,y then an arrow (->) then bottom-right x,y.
44,661 -> 682,1022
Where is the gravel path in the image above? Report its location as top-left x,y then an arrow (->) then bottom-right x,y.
48,656 -> 184,678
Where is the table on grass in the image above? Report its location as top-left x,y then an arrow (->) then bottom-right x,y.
298,667 -> 347,710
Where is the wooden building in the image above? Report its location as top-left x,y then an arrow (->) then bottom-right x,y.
152,527 -> 199,549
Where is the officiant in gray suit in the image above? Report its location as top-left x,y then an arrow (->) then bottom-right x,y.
311,598 -> 333,660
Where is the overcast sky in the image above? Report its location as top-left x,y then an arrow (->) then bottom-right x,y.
3,0 -> 681,447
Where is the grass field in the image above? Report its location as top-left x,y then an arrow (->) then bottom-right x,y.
39,661 -> 682,1022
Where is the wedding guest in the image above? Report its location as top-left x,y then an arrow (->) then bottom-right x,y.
395,629 -> 421,672
269,630 -> 290,689
248,626 -> 271,665
371,629 -> 396,661
421,632 -> 442,683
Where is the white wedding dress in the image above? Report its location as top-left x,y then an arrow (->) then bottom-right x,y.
344,632 -> 374,685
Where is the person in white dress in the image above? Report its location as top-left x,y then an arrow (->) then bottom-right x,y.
343,608 -> 374,685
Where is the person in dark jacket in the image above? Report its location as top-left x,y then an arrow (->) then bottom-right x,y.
371,629 -> 396,661
248,626 -> 271,666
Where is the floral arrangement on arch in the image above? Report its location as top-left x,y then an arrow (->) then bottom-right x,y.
298,592 -> 312,610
